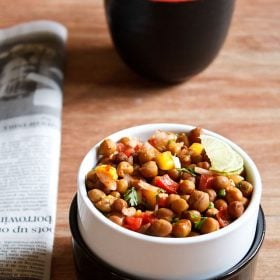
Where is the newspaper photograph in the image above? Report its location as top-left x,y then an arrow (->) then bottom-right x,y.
0,21 -> 67,280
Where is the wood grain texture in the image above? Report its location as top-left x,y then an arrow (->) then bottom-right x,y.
0,0 -> 279,279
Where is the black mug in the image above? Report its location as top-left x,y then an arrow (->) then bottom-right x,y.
104,0 -> 235,83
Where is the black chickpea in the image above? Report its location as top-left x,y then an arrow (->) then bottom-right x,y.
171,198 -> 189,214
205,208 -> 219,218
179,180 -> 195,195
167,168 -> 180,181
238,181 -> 254,197
149,219 -> 173,237
108,213 -> 124,226
95,197 -> 113,213
111,198 -> 128,212
183,210 -> 201,224
213,176 -> 231,190
204,189 -> 217,202
166,194 -> 181,206
117,161 -> 134,177
188,127 -> 202,144
226,187 -> 243,203
139,161 -> 158,178
99,139 -> 117,157
88,189 -> 106,203
228,201 -> 244,219
200,217 -> 220,234
116,179 -> 129,194
172,219 -> 192,237
188,190 -> 210,213
214,199 -> 228,210
155,208 -> 174,222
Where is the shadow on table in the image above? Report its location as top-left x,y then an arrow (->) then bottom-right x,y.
64,44 -> 175,92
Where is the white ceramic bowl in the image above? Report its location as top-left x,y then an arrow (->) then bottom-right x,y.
77,123 -> 262,280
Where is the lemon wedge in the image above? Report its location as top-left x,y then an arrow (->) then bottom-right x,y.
200,135 -> 244,175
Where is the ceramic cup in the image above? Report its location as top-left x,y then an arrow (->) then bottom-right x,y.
77,124 -> 262,280
104,0 -> 235,83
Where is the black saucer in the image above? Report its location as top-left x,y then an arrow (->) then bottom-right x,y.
69,195 -> 265,280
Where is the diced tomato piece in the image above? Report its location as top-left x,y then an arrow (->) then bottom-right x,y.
123,147 -> 135,157
117,142 -> 125,152
140,212 -> 156,225
199,174 -> 215,190
153,174 -> 179,194
158,196 -> 168,207
216,207 -> 231,228
123,216 -> 143,231
117,143 -> 135,157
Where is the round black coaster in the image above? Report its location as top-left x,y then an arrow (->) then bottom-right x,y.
69,195 -> 265,280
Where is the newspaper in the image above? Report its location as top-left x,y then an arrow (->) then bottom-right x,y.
0,21 -> 67,280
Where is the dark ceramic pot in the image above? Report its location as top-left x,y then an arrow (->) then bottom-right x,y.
69,195 -> 265,280
104,0 -> 235,83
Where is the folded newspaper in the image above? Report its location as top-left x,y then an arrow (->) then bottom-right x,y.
0,21 -> 67,280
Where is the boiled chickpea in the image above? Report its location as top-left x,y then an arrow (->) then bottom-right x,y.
114,152 -> 128,163
200,217 -> 220,234
88,189 -> 106,203
191,154 -> 203,164
238,181 -> 253,197
139,161 -> 158,178
116,179 -> 129,194
119,136 -> 137,147
99,139 -> 117,157
95,197 -> 113,213
176,132 -> 190,147
205,207 -> 219,218
167,141 -> 183,155
166,194 -> 181,206
155,208 -> 174,222
172,219 -> 192,237
149,219 -> 172,237
183,210 -> 201,224
167,168 -> 180,181
111,198 -> 128,212
179,180 -> 195,195
138,144 -> 157,163
117,161 -> 134,177
228,201 -> 244,219
188,127 -> 202,144
213,176 -> 231,190
197,161 -> 211,170
214,199 -> 228,210
181,172 -> 195,183
188,231 -> 200,237
110,191 -> 121,198
188,190 -> 210,213
171,198 -> 189,214
177,149 -> 191,167
226,187 -> 243,203
204,188 -> 217,202
86,170 -> 99,189
108,212 -> 124,226
241,197 -> 249,207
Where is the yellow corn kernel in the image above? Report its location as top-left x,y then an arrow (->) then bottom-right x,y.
155,151 -> 174,170
189,143 -> 204,156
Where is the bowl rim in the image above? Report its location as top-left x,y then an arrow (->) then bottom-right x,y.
78,123 -> 262,245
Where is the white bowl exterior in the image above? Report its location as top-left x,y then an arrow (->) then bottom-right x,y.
77,123 -> 262,280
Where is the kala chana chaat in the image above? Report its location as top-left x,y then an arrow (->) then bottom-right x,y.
85,128 -> 253,238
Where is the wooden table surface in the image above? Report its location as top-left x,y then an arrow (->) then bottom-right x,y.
1,0 -> 279,279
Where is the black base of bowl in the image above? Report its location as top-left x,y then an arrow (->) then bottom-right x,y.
69,195 -> 265,280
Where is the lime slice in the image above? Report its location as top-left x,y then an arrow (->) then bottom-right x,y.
200,135 -> 244,175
